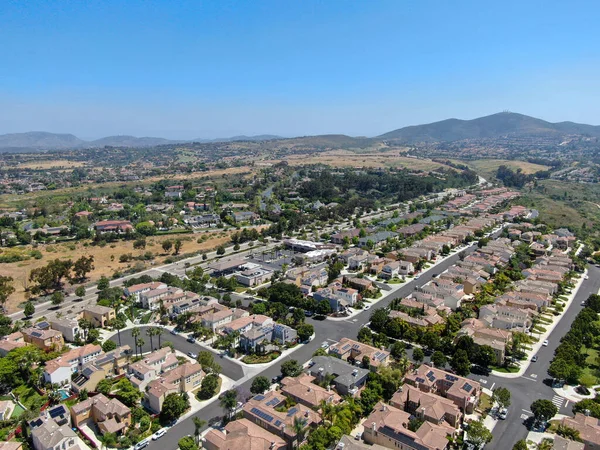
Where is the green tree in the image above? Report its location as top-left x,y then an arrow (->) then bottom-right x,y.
162,240 -> 173,253
29,259 -> 73,295
0,276 -> 15,307
174,239 -> 183,255
431,351 -> 447,368
492,387 -> 511,409
390,341 -> 405,360
72,255 -> 94,281
450,349 -> 471,376
421,332 -> 440,352
216,245 -> 226,255
412,347 -> 424,363
281,360 -> 302,378
178,436 -> 198,450
297,323 -> 314,342
96,379 -> 113,395
370,308 -> 388,332
24,301 -> 35,317
220,389 -> 238,419
102,340 -> 117,352
197,351 -> 221,374
465,418 -> 493,447
192,417 -> 206,446
475,345 -> 496,370
97,276 -> 110,291
75,286 -> 86,297
160,393 -> 190,423
251,376 -> 271,395
133,238 -> 147,250
531,399 -> 558,423
197,374 -> 219,400
556,424 -> 581,442
51,291 -> 64,306
512,440 -> 528,450
135,221 -> 156,236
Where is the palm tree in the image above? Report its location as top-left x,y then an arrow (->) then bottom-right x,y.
131,328 -> 140,358
220,389 -> 238,420
113,319 -> 125,347
292,416 -> 306,448
146,328 -> 155,350
192,417 -> 206,445
137,337 -> 145,356
156,327 -> 164,348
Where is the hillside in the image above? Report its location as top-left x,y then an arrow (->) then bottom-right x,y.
378,112 -> 600,142
0,132 -> 85,151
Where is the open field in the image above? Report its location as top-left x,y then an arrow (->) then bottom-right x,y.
271,150 -> 450,171
514,179 -> 600,229
0,230 -> 243,312
455,159 -> 550,179
15,160 -> 88,170
0,166 -> 256,209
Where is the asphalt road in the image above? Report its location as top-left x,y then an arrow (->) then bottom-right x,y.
144,234 -> 499,450
109,326 -> 245,381
475,264 -> 600,450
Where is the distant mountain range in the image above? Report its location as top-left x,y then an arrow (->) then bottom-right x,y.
0,132 -> 284,152
2,112 -> 599,152
378,112 -> 600,142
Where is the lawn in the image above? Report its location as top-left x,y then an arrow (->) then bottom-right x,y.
478,392 -> 493,414
11,403 -> 25,418
580,347 -> 600,386
241,351 -> 281,364
491,365 -> 520,374
12,385 -> 47,411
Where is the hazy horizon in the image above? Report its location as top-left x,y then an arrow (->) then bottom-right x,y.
2,1 -> 599,139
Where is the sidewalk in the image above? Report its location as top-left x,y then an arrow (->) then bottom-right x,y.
491,270 -> 587,379
554,384 -> 597,403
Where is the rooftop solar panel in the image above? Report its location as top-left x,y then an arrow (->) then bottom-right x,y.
287,407 -> 298,416
254,394 -> 265,401
463,382 -> 472,392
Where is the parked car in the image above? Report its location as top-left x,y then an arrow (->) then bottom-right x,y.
364,305 -> 370,310
187,351 -> 197,359
134,439 -> 149,450
321,341 -> 330,349
152,429 -> 167,440
543,340 -> 549,346
531,355 -> 538,362
170,329 -> 177,335
576,385 -> 591,396
187,336 -> 196,343
498,408 -> 508,420
355,432 -> 363,441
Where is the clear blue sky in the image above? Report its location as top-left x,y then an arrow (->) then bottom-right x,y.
1,0 -> 599,139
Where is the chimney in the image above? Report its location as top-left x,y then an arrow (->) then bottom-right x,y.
372,422 -> 377,431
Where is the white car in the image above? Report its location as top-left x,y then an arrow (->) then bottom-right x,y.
187,351 -> 198,359
134,439 -> 149,450
152,429 -> 167,440
498,408 -> 508,420
585,275 -> 590,280
321,341 -> 329,349
543,340 -> 549,347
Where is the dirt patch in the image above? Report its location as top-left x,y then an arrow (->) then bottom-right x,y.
1,229 -> 249,313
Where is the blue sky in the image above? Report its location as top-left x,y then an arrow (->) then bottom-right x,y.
1,0 -> 599,139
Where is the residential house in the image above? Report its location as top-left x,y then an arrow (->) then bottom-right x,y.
308,356 -> 369,396
242,391 -> 321,446
145,363 -> 204,413
0,332 -> 27,356
31,417 -> 83,450
232,211 -> 259,223
345,277 -> 373,293
94,220 -> 133,234
49,316 -> 80,342
456,319 -> 511,365
140,286 -> 182,310
124,282 -> 167,301
71,393 -> 131,435
328,338 -> 390,370
390,384 -> 462,428
479,304 -> 533,331
404,366 -> 480,413
22,326 -> 64,351
358,232 -> 398,249
204,418 -> 287,450
561,414 -> 600,450
280,373 -> 341,409
81,305 -> 116,328
363,402 -> 452,450
236,267 -> 273,287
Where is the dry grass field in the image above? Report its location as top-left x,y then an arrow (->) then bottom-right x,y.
271,150 -> 449,171
457,159 -> 550,178
0,230 -> 240,312
16,160 -> 88,170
